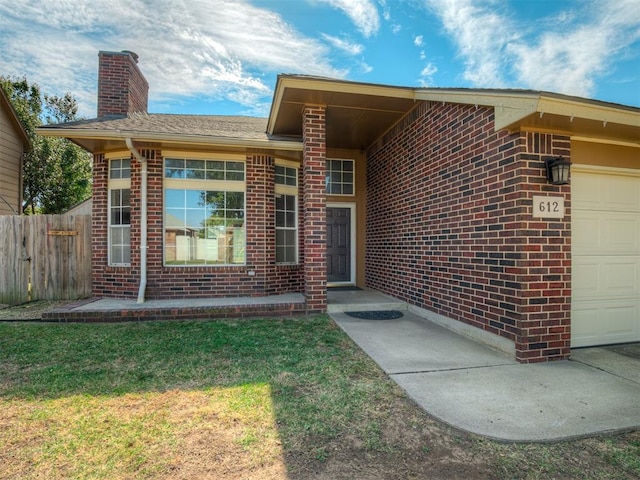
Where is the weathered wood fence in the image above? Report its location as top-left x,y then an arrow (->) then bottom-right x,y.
0,214 -> 91,305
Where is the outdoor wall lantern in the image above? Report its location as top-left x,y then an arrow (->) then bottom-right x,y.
545,157 -> 571,185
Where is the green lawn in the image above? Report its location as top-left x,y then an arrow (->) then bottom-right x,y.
1,316 -> 638,479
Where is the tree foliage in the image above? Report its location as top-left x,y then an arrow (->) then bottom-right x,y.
0,77 -> 92,214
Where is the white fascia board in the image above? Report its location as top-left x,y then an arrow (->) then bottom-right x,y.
536,96 -> 640,128
267,78 -> 287,134
414,89 -> 540,130
36,128 -> 303,151
278,76 -> 416,99
414,89 -> 640,131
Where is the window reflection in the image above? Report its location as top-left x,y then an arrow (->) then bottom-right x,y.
164,188 -> 245,265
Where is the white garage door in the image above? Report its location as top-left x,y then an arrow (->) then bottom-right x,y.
571,167 -> 640,348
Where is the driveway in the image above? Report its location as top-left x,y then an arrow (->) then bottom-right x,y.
331,310 -> 640,442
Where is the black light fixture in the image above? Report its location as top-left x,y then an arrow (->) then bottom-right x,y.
544,157 -> 571,185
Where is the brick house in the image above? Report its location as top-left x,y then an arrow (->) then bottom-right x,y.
0,88 -> 28,215
41,51 -> 639,363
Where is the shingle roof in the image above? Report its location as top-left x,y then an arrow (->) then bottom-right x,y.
41,113 -> 292,141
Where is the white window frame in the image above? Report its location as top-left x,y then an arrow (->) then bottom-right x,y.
107,155 -> 131,266
275,161 -> 299,265
162,152 -> 246,267
326,158 -> 355,196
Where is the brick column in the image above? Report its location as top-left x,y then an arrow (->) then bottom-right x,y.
302,106 -> 327,312
246,154 -> 275,294
142,148 -> 162,297
91,153 -> 108,296
514,133 -> 572,363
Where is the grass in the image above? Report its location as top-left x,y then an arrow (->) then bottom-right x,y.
0,315 -> 639,479
0,316 -> 394,478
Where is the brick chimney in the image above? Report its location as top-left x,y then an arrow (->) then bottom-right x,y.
97,50 -> 149,117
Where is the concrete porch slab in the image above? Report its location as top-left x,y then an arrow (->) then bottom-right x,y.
41,288 -> 403,322
327,288 -> 407,313
42,293 -> 307,322
69,294 -> 305,311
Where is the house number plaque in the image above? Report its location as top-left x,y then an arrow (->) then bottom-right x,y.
532,195 -> 565,219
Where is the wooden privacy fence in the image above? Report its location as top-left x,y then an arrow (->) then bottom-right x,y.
0,214 -> 91,305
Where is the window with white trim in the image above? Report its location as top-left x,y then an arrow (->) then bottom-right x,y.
163,157 -> 245,266
275,164 -> 298,264
108,158 -> 131,265
326,159 -> 354,195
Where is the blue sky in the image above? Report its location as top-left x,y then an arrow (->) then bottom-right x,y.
1,0 -> 638,119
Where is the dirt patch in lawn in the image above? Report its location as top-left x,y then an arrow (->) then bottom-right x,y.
0,300 -> 71,320
281,394 -> 639,480
288,399 -> 496,480
4,388 -> 637,479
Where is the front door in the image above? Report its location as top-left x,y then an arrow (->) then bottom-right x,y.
327,207 -> 351,283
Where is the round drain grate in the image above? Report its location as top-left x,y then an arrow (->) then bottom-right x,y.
345,310 -> 404,320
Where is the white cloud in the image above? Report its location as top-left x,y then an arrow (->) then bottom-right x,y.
508,0 -> 640,97
379,0 -> 391,22
419,62 -> 438,86
0,0 -> 345,117
425,0 -> 514,87
316,0 -> 380,37
414,35 -> 424,47
425,0 -> 640,98
322,34 -> 365,55
360,62 -> 374,74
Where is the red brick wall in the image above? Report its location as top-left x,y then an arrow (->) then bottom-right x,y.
302,106 -> 327,312
515,133 -> 571,362
270,166 -> 305,295
246,154 -> 303,295
366,101 -> 571,363
97,51 -> 149,117
92,150 -> 304,300
91,153 -> 138,297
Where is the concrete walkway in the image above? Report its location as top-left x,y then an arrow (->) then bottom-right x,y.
331,310 -> 640,442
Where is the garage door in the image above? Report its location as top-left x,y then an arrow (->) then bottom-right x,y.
571,167 -> 640,348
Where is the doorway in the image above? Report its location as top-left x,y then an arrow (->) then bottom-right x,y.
327,204 -> 355,284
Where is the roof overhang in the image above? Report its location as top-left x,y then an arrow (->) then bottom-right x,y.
38,76 -> 639,156
269,76 -> 639,149
268,75 -> 418,150
415,89 -> 640,145
35,127 -> 303,157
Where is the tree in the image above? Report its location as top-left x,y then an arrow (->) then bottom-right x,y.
0,77 -> 92,214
